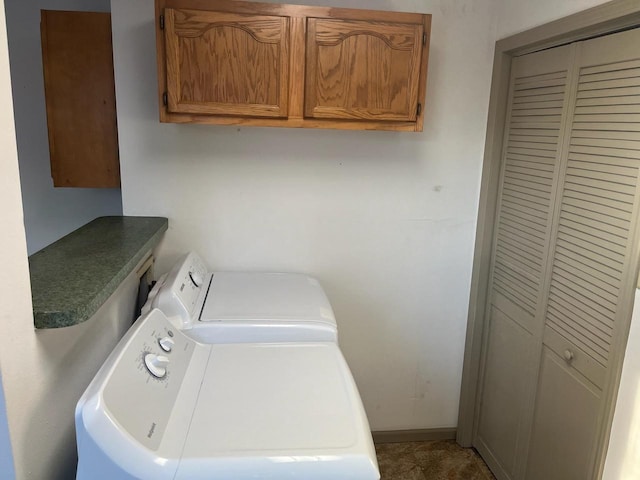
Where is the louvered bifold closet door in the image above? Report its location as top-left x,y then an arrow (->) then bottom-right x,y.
545,29 -> 640,380
474,46 -> 572,480
526,28 -> 640,480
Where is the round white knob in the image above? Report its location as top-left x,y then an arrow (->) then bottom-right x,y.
563,350 -> 574,362
144,353 -> 170,378
158,337 -> 175,353
189,271 -> 204,287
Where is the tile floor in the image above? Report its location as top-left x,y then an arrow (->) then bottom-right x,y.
375,440 -> 495,480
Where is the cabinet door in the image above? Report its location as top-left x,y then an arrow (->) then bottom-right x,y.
164,9 -> 289,118
41,11 -> 119,188
305,18 -> 423,121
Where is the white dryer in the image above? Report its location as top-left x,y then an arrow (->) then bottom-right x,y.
144,252 -> 338,343
76,308 -> 379,480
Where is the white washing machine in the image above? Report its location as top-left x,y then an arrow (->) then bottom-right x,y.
143,252 -> 338,343
76,308 -> 379,480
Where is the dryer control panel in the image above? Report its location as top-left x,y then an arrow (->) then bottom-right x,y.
148,252 -> 209,326
102,309 -> 196,450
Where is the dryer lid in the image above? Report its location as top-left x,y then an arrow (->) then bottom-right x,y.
200,272 -> 337,327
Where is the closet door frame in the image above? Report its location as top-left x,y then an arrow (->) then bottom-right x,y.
459,0 -> 640,476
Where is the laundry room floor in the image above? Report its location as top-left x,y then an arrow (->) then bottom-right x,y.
375,440 -> 495,480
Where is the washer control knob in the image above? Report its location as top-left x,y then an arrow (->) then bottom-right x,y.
158,337 -> 175,353
144,353 -> 169,378
189,271 -> 204,287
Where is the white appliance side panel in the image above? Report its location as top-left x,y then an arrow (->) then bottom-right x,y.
175,454 -> 380,480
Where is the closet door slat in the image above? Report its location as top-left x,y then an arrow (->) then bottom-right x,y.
576,95 -> 640,108
581,58 -> 640,75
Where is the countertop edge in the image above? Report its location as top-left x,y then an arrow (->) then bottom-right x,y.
32,217 -> 168,329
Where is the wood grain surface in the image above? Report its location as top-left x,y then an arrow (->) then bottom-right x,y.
305,18 -> 423,121
41,10 -> 120,187
165,8 -> 289,116
156,0 -> 431,131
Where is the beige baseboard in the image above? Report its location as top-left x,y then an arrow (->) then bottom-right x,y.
372,427 -> 457,444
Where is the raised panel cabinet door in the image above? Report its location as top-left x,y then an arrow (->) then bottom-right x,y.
164,8 -> 289,117
305,18 -> 423,121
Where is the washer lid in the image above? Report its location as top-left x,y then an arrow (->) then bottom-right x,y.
177,343 -> 378,479
186,343 -> 355,452
200,272 -> 337,327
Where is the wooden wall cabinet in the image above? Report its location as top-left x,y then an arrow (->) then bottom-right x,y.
155,0 -> 431,132
165,9 -> 290,117
41,10 -> 120,188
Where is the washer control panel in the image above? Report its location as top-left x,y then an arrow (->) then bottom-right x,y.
144,353 -> 170,378
158,336 -> 175,353
102,309 -> 196,450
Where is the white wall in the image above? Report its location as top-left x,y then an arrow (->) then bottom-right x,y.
5,0 -> 122,255
0,0 -> 35,476
111,0 -> 497,430
603,290 -> 640,479
0,264 -> 141,480
0,372 -> 14,479
0,4 -> 142,475
496,0 -> 611,38
0,0 -> 20,462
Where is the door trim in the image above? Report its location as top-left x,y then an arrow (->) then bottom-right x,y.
457,0 -> 640,473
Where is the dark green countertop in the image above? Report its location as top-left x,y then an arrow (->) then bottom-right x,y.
29,216 -> 168,329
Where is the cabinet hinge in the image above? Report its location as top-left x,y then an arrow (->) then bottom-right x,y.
159,14 -> 165,30
417,103 -> 422,117
162,92 -> 168,106
423,32 -> 427,46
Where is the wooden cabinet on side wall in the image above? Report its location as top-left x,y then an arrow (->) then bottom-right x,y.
41,10 -> 120,188
155,0 -> 431,132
